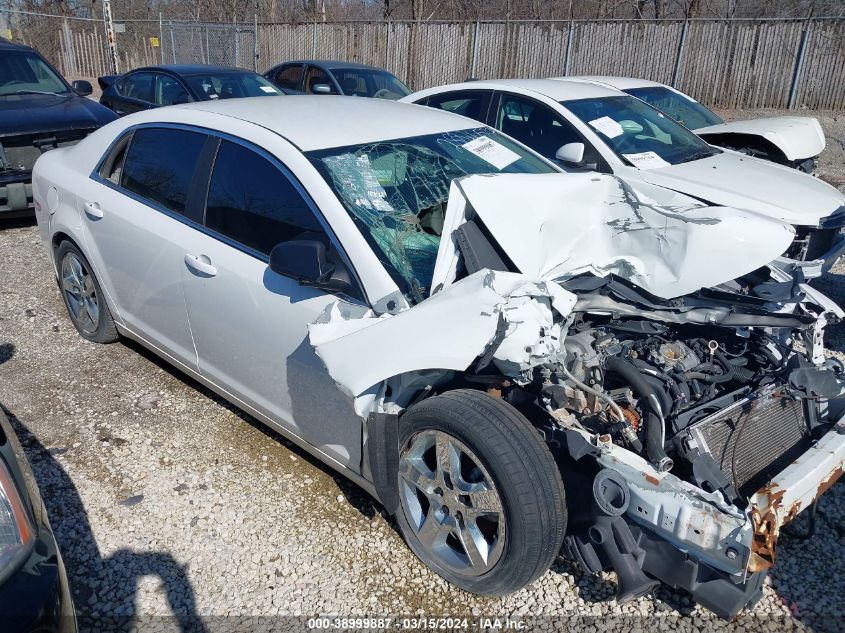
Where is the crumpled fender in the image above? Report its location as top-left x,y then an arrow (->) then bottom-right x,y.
695,116 -> 826,162
309,270 -> 576,399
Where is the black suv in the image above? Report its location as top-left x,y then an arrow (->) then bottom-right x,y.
0,39 -> 116,218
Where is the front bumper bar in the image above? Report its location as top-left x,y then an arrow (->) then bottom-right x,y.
747,415 -> 845,572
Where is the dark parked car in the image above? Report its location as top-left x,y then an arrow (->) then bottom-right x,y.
0,409 -> 75,632
264,60 -> 410,99
0,38 -> 116,218
98,64 -> 285,117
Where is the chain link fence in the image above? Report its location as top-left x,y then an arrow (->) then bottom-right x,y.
2,10 -> 843,110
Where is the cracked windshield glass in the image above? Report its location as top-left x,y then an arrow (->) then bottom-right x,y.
308,128 -> 555,302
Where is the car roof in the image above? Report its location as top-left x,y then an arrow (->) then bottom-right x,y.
131,64 -> 257,76
0,38 -> 35,52
411,78 -> 625,102
271,60 -> 385,71
173,95 -> 477,151
562,76 -> 668,90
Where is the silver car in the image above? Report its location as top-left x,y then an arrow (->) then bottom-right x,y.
32,96 -> 845,619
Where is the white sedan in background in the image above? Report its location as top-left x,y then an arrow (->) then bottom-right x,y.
564,76 -> 826,173
403,79 -> 845,267
30,96 -> 845,620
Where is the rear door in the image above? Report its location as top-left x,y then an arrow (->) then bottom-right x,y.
80,125 -> 208,369
110,71 -> 157,115
179,136 -> 364,469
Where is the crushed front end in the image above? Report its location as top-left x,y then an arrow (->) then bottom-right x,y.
309,172 -> 845,618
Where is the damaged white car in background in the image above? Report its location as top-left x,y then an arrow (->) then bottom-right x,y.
567,77 -> 826,174
312,171 -> 845,618
34,99 -> 844,621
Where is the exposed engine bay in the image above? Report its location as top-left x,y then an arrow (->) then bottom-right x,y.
538,317 -> 819,503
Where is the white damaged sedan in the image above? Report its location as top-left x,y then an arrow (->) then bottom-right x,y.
567,76 -> 826,173
32,97 -> 845,618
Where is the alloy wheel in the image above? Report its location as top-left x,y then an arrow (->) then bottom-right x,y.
61,252 -> 100,334
398,429 -> 506,577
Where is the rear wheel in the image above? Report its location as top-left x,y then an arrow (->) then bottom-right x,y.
394,389 -> 566,595
56,241 -> 119,343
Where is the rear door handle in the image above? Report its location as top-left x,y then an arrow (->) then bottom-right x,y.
83,201 -> 103,219
184,253 -> 218,277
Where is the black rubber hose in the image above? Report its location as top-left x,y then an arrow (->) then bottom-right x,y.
684,363 -> 755,384
605,357 -> 673,471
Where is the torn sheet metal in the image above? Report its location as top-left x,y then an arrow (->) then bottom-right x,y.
432,173 -> 796,300
746,416 -> 845,572
308,270 -> 576,399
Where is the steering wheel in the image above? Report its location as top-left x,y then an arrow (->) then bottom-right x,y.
372,88 -> 396,100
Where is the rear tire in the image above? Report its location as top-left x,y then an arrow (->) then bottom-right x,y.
394,389 -> 566,595
56,241 -> 119,344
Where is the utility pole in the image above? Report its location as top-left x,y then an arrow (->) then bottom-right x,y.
102,0 -> 120,73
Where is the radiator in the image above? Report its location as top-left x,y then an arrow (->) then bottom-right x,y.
686,388 -> 809,496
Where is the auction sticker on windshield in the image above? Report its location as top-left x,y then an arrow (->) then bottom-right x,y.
622,151 -> 671,170
462,136 -> 520,170
588,116 -> 624,139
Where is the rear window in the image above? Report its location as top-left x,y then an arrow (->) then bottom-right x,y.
121,127 -> 206,214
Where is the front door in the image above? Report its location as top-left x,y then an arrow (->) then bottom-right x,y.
179,137 -> 364,469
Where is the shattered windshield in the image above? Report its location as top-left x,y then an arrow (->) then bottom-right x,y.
562,96 -> 719,168
624,86 -> 723,130
307,128 -> 556,302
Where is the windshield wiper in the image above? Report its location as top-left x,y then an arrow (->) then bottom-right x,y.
677,148 -> 717,164
0,89 -> 65,97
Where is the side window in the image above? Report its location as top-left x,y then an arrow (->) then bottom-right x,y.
304,66 -> 337,94
98,131 -> 133,184
120,72 -> 156,103
205,140 -> 324,256
496,94 -> 584,161
121,127 -> 207,214
425,91 -> 489,124
272,64 -> 303,90
155,74 -> 191,106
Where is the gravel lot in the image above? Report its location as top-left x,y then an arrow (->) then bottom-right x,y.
1,119 -> 844,631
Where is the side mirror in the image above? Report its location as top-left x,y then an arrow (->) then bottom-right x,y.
312,83 -> 333,94
72,80 -> 93,97
268,239 -> 353,295
555,142 -> 585,165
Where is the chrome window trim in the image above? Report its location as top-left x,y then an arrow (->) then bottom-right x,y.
89,121 -> 370,307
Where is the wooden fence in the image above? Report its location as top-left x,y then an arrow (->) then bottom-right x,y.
19,17 -> 845,110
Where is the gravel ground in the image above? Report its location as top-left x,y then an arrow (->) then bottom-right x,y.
1,123 -> 844,631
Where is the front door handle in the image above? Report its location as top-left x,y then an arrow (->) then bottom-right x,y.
83,201 -> 103,219
184,253 -> 218,277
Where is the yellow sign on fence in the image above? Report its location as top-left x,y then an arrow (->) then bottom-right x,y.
149,36 -> 160,48
2,29 -> 12,40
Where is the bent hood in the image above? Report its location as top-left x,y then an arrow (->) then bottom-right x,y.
636,151 -> 844,226
0,93 -> 116,136
309,173 -> 798,404
694,116 -> 825,161
432,173 -> 796,299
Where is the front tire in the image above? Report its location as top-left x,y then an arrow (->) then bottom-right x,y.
394,389 -> 566,595
56,241 -> 119,344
